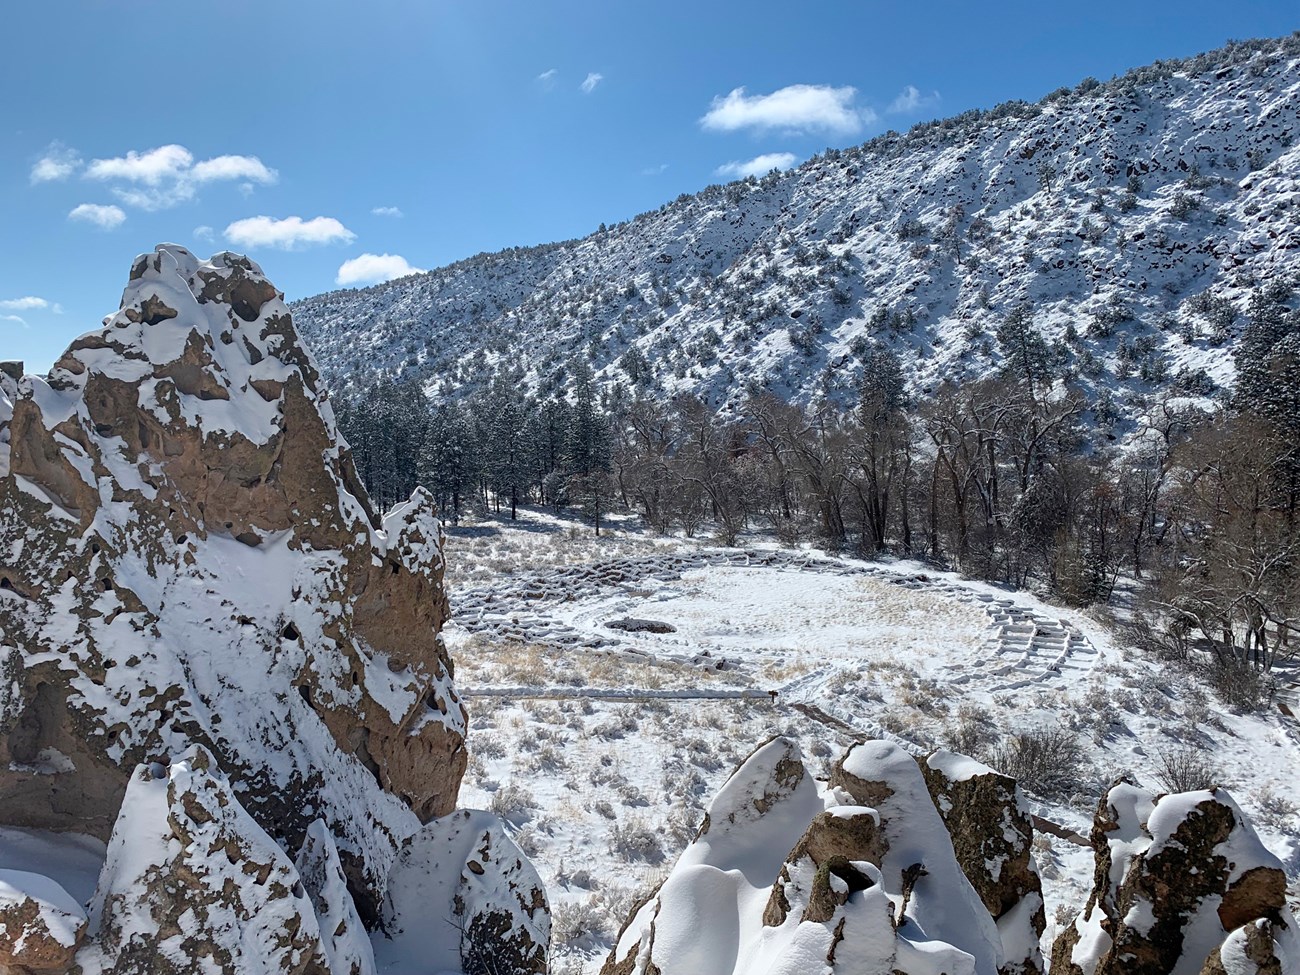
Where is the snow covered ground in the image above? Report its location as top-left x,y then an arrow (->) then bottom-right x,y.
443,505 -> 1300,974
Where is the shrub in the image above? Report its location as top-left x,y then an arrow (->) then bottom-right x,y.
487,782 -> 537,824
1152,745 -> 1222,793
1201,658 -> 1274,712
609,816 -> 664,863
988,728 -> 1089,798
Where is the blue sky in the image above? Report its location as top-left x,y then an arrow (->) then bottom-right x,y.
3,1 -> 1297,370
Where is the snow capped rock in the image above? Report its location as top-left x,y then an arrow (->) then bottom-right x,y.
0,244 -> 467,918
77,744 -> 326,975
296,820 -> 378,975
1050,779 -> 1297,975
294,38 -> 1300,418
0,866 -> 87,973
920,749 -> 1046,975
604,737 -> 1024,975
375,808 -> 549,975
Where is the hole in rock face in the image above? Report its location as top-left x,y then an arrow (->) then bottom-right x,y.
282,622 -> 301,641
298,684 -> 313,706
390,561 -> 400,576
0,577 -> 12,591
99,578 -> 111,592
174,535 -> 188,545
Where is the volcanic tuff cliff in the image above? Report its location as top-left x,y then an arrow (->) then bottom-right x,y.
0,246 -> 548,973
294,35 -> 1300,415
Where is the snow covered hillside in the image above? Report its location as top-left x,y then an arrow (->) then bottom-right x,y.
294,36 -> 1300,413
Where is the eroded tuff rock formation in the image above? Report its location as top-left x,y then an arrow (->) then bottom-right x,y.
604,739 -> 1296,975
0,245 -> 466,907
1051,779 -> 1298,975
603,737 -> 1022,975
920,750 -> 1046,975
0,246 -> 546,973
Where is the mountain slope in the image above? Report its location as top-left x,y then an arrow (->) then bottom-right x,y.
293,35 -> 1300,411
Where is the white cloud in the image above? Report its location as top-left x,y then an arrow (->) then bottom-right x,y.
82,145 -> 277,210
192,154 -> 278,184
86,144 -> 193,185
1,314 -> 28,328
701,84 -> 872,136
538,68 -> 558,87
640,163 -> 669,176
68,203 -> 126,229
581,72 -> 603,94
0,296 -> 50,311
31,142 -> 81,183
225,215 -> 355,250
336,253 -> 425,287
715,152 -> 799,179
193,225 -> 215,242
371,206 -> 403,217
888,84 -> 941,115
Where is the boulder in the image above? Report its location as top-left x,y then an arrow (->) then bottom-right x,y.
920,749 -> 1046,975
1200,917 -> 1300,975
295,820 -> 377,975
0,868 -> 86,974
1051,780 -> 1296,975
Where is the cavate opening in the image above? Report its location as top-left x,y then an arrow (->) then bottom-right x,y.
281,622 -> 300,641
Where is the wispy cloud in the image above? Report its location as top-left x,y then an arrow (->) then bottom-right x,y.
336,253 -> 425,287
225,215 -> 355,250
888,84 -> 941,115
193,225 -> 215,243
581,72 -> 603,94
0,296 -> 52,311
68,203 -> 126,229
83,145 -> 278,210
371,206 -> 403,218
641,163 -> 669,176
701,84 -> 872,136
715,152 -> 798,179
30,142 -> 81,183
1,314 -> 29,328
538,68 -> 558,88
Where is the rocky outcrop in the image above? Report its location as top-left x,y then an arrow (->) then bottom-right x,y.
603,737 -> 1010,975
0,246 -> 467,912
920,750 -> 1046,975
1051,779 -> 1298,975
0,868 -> 86,974
1200,918 -> 1299,975
375,809 -> 549,975
75,746 -> 327,975
0,246 -> 552,972
296,821 -> 377,975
